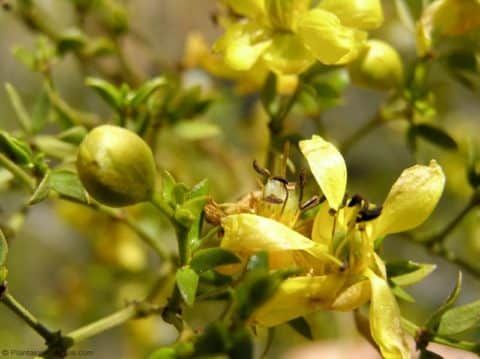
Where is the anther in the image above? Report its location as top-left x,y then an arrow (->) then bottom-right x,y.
348,194 -> 364,207
357,206 -> 383,222
300,195 -> 325,211
264,194 -> 284,204
271,176 -> 289,185
253,160 -> 271,178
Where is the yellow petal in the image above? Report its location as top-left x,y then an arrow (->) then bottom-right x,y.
296,8 -> 367,65
299,135 -> 347,210
365,269 -> 411,359
330,280 -> 370,311
318,0 -> 384,30
214,22 -> 272,71
225,0 -> 265,18
251,275 -> 345,326
262,33 -> 315,75
312,203 -> 335,245
221,214 -> 320,252
265,0 -> 311,30
373,160 -> 445,239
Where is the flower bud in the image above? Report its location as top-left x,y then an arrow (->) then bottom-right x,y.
348,40 -> 404,91
76,125 -> 156,207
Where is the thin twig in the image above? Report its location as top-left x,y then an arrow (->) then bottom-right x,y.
0,289 -> 57,342
0,153 -> 36,191
339,112 -> 384,154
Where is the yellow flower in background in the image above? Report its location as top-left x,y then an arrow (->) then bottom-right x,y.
214,0 -> 384,75
417,0 -> 480,56
219,135 -> 445,359
183,31 -> 298,94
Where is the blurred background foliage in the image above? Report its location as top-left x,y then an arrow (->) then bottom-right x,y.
0,0 -> 480,358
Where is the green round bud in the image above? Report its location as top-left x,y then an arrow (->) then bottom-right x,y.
76,125 -> 156,207
348,40 -> 404,91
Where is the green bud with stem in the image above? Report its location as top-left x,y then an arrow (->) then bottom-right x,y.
76,125 -> 156,207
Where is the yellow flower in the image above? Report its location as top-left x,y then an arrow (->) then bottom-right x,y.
219,135 -> 445,359
348,39 -> 404,91
183,31 -> 298,94
417,0 -> 480,56
215,0 -> 384,75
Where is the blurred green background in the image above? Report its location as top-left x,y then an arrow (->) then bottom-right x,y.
0,1 -> 480,358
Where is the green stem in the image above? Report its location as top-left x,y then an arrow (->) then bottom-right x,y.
66,306 -> 138,344
45,85 -> 99,128
339,112 -> 384,154
1,291 -> 56,342
0,153 -> 36,191
62,199 -> 170,261
175,225 -> 190,266
423,193 -> 480,247
150,196 -> 176,220
402,318 -> 479,354
266,86 -> 301,169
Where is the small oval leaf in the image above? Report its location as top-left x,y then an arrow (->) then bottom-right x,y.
176,266 -> 199,307
190,248 -> 240,273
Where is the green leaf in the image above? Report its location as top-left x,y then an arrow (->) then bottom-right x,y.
188,179 -> 209,200
199,270 -> 232,286
391,285 -> 415,303
34,136 -> 77,160
387,261 -> 436,287
5,83 -> 32,133
169,87 -> 211,121
57,28 -> 87,55
160,171 -> 177,206
50,169 -> 89,203
191,248 -> 240,273
29,171 -> 51,205
85,77 -> 122,111
56,126 -> 88,145
148,348 -> 177,359
229,328 -> 254,359
313,82 -> 341,99
176,266 -> 199,307
437,299 -> 480,336
130,77 -> 166,108
172,121 -> 221,141
0,132 -> 34,166
288,317 -> 313,340
235,266 -> 290,321
426,271 -> 462,331
175,196 -> 206,228
412,124 -> 458,151
12,46 -> 36,71
31,89 -> 51,134
194,323 -> 229,355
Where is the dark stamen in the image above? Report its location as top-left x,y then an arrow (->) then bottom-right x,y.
271,176 -> 289,185
348,194 -> 364,207
253,160 -> 271,177
357,206 -> 383,222
264,195 -> 284,204
300,195 -> 325,211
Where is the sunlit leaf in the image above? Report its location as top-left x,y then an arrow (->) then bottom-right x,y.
176,266 -> 199,307
437,299 -> 480,336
